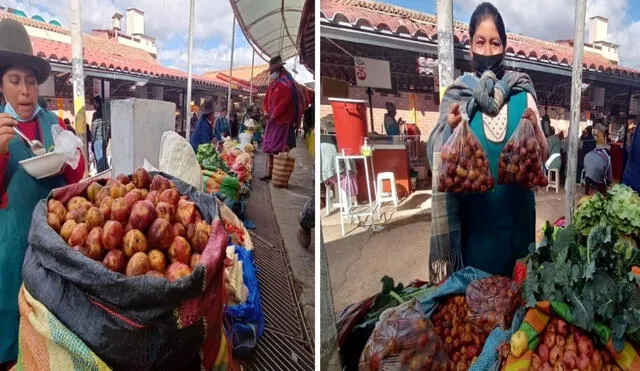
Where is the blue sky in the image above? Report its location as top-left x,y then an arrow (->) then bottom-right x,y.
4,0 -> 313,81
380,0 -> 640,68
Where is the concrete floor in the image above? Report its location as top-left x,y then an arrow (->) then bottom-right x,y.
322,185 -> 585,313
255,141 -> 315,337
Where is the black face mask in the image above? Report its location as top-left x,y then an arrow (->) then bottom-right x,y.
473,52 -> 505,78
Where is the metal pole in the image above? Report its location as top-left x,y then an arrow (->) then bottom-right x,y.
320,231 -> 342,370
367,87 -> 374,133
185,0 -> 195,140
565,0 -> 587,224
437,0 -> 455,101
249,49 -> 255,105
622,87 -> 632,172
70,0 -> 88,176
227,16 -> 237,116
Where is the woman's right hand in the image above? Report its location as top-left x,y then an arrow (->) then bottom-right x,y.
447,103 -> 463,129
0,113 -> 17,155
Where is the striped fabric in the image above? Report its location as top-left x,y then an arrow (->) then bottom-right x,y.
504,301 -> 640,371
16,285 -> 111,371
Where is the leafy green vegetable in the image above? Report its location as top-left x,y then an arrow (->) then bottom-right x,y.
196,144 -> 229,173
605,185 -> 640,237
574,193 -> 607,236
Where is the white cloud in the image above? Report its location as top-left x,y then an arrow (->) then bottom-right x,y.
454,0 -> 640,67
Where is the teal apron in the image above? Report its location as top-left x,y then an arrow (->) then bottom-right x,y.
457,92 -> 536,277
0,110 -> 67,362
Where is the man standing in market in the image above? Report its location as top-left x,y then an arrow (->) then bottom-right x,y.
190,99 -> 215,151
213,106 -> 231,142
261,55 -> 303,181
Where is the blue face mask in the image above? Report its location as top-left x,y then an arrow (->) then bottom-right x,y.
4,102 -> 41,122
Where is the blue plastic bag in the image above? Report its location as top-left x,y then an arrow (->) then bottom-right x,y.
224,246 -> 265,357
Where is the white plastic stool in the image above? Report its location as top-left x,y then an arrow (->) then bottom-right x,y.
546,168 -> 560,193
376,172 -> 398,207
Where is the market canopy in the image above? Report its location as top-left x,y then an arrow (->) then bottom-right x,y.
229,0 -> 304,61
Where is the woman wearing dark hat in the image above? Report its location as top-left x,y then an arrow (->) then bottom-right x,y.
260,55 -> 304,181
0,19 -> 85,368
189,98 -> 215,151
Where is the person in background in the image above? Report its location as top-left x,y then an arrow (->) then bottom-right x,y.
577,126 -> 597,182
303,101 -> 314,156
426,2 -> 548,280
64,118 -> 75,135
91,97 -> 109,172
0,19 -> 85,369
545,126 -> 561,172
384,102 -> 404,136
584,145 -> 612,195
540,108 -> 552,137
213,107 -> 230,141
229,108 -> 239,138
261,55 -> 304,181
189,99 -> 215,151
623,126 -> 640,193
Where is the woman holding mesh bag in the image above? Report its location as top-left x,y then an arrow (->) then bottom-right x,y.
427,2 -> 548,281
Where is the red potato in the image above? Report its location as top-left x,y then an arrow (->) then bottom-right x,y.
102,221 -> 124,250
48,199 -> 67,221
68,223 -> 89,247
148,218 -> 174,251
577,354 -> 591,370
550,344 -> 562,366
85,207 -> 105,230
577,337 -> 594,358
110,181 -> 127,199
60,219 -> 77,242
148,249 -> 167,273
538,344 -> 550,362
48,213 -> 62,232
540,362 -> 553,371
132,168 -> 152,189
129,200 -> 157,233
165,262 -> 192,282
123,229 -> 148,257
125,252 -> 150,276
116,174 -> 130,185
111,198 -> 130,225
532,354 -> 543,370
99,196 -> 113,220
123,189 -> 145,210
159,189 -> 180,207
591,351 -> 603,371
564,349 -> 578,369
103,249 -> 126,273
86,182 -> 103,203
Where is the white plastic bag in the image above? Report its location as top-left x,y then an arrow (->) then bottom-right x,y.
51,125 -> 83,170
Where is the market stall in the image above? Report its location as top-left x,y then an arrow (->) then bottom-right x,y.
342,184 -> 640,371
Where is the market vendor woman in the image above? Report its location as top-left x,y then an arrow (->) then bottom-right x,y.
0,20 -> 85,369
427,3 -> 548,280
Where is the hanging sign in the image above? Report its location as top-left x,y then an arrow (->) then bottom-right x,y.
354,57 -> 391,90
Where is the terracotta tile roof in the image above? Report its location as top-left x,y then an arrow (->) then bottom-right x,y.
298,0 -> 315,73
2,11 -> 232,89
204,64 -> 269,82
320,0 -> 640,78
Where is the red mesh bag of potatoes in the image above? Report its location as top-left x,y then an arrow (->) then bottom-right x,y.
465,276 -> 522,332
498,118 -> 549,188
438,120 -> 494,193
359,299 -> 451,371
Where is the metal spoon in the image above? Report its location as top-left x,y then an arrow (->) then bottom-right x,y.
13,127 -> 45,156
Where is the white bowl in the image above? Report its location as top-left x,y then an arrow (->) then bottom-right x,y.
19,152 -> 66,179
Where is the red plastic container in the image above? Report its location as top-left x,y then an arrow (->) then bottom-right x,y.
329,98 -> 368,155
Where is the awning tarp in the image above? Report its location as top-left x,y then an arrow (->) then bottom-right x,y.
229,0 -> 304,61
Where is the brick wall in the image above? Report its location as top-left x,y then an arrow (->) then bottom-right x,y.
320,86 -> 440,141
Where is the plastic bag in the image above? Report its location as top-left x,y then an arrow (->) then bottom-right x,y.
359,299 -> 450,371
498,118 -> 549,188
465,276 -> 522,332
431,295 -> 484,370
51,125 -> 82,169
438,120 -> 494,193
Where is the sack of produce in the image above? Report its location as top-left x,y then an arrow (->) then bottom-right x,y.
437,120 -> 494,193
503,302 -> 637,371
498,118 -> 548,188
159,131 -> 203,190
22,169 -> 234,370
359,299 -> 450,371
224,246 -> 265,357
465,275 -> 522,332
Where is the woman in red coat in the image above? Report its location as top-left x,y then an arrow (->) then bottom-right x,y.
260,55 -> 303,181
